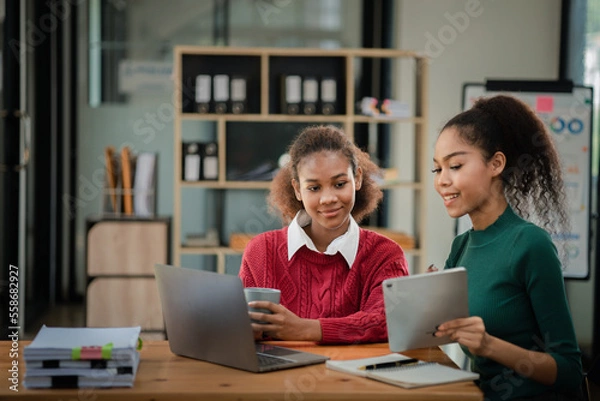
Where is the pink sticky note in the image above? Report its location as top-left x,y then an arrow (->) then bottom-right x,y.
536,96 -> 554,113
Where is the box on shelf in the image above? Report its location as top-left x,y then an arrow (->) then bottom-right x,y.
229,233 -> 258,251
364,227 -> 415,250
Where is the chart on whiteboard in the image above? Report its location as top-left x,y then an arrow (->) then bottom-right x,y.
460,83 -> 594,279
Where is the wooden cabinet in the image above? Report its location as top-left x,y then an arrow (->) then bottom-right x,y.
173,46 -> 429,274
85,217 -> 171,338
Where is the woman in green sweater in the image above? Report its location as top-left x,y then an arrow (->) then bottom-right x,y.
431,95 -> 583,400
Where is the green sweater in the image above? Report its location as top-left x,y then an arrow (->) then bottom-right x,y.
444,207 -> 582,400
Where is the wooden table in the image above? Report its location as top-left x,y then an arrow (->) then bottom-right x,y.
0,340 -> 483,401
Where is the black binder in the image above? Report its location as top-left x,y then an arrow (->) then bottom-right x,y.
302,77 -> 318,115
213,74 -> 229,114
182,142 -> 201,181
194,75 -> 211,114
230,76 -> 247,114
281,75 -> 301,114
201,142 -> 218,180
321,77 -> 337,115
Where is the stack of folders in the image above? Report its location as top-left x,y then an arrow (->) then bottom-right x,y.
325,353 -> 479,389
23,325 -> 142,389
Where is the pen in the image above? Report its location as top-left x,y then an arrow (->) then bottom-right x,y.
358,358 -> 419,371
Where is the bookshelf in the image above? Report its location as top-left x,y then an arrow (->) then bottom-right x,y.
173,46 -> 429,274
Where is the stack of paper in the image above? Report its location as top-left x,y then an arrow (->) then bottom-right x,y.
24,325 -> 141,389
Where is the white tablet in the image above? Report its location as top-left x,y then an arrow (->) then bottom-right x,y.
382,267 -> 469,352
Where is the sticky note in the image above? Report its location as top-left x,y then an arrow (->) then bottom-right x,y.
536,96 -> 554,113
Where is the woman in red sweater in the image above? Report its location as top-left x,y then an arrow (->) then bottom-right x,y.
239,125 -> 409,344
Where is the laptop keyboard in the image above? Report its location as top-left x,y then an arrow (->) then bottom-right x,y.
256,353 -> 295,368
255,344 -> 298,356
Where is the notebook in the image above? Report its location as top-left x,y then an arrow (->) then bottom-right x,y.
325,353 -> 479,389
383,267 -> 469,352
153,264 -> 329,373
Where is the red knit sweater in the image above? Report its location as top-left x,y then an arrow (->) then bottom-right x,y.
239,227 -> 408,344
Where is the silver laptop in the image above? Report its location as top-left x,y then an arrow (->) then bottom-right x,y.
154,264 -> 329,372
382,267 -> 469,352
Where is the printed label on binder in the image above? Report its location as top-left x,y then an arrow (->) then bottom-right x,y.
213,75 -> 229,114
283,75 -> 301,114
302,77 -> 318,115
321,78 -> 336,115
195,75 -> 211,114
230,77 -> 247,114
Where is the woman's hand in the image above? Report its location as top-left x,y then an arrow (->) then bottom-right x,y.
435,316 -> 560,386
248,301 -> 322,342
427,264 -> 439,273
434,316 -> 493,357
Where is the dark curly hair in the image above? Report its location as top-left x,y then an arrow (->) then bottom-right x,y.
268,125 -> 383,224
442,95 -> 570,258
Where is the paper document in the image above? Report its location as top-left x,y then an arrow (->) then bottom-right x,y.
326,353 -> 479,389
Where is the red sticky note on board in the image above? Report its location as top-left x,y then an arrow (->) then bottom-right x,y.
536,96 -> 554,113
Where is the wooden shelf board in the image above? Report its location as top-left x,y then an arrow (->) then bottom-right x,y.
181,181 -> 271,189
174,45 -> 424,59
181,181 -> 421,190
179,113 -> 425,124
380,181 -> 423,190
180,113 -> 348,123
352,116 -> 425,124
403,248 -> 422,256
179,246 -> 243,255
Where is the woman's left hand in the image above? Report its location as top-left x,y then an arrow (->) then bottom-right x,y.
434,316 -> 493,357
248,301 -> 322,342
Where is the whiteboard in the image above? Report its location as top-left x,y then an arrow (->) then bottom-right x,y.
457,81 -> 594,279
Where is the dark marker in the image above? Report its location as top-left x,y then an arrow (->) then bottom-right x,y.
358,358 -> 419,371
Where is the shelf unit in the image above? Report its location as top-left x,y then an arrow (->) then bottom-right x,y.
173,46 -> 429,274
85,216 -> 171,339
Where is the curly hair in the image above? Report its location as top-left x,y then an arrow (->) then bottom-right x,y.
442,95 -> 570,254
268,125 -> 383,224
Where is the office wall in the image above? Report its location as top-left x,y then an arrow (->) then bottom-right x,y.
394,0 -> 594,351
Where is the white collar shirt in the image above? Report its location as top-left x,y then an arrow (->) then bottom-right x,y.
287,210 -> 359,268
